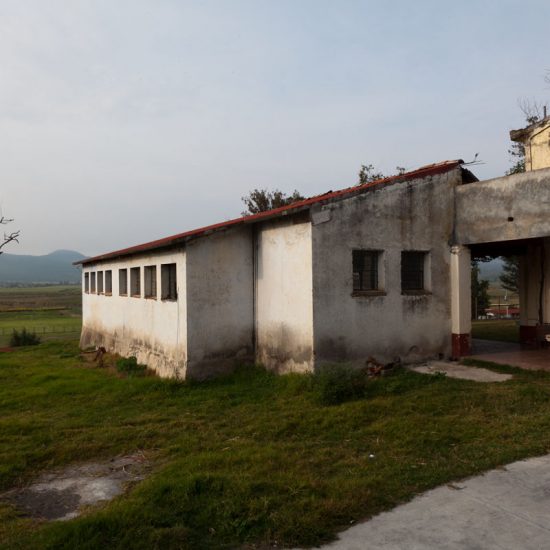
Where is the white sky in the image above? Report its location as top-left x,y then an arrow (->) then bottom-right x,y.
1,0 -> 549,256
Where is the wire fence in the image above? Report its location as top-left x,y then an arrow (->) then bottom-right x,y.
0,325 -> 81,345
0,325 -> 81,336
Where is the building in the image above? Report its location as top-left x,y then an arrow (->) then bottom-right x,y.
510,112 -> 550,172
76,159 -> 550,379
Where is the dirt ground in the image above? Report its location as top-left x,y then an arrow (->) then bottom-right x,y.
1,453 -> 151,521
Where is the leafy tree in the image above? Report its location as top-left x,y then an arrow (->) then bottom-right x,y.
506,140 -> 526,175
241,189 -> 305,215
357,164 -> 406,186
471,262 -> 490,319
358,164 -> 386,185
500,256 -> 519,293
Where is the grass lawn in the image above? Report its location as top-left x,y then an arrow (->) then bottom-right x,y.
471,319 -> 519,343
2,343 -> 550,548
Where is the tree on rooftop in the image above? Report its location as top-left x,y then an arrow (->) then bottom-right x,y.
357,164 -> 406,186
241,189 -> 305,216
0,216 -> 19,255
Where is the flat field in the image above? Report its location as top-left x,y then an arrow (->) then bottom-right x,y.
471,319 -> 519,343
0,286 -> 81,346
1,342 -> 550,548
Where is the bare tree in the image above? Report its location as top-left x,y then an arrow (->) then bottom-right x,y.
517,97 -> 547,124
0,216 -> 20,255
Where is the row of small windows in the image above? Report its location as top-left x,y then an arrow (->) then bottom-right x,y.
84,264 -> 177,301
352,250 -> 428,293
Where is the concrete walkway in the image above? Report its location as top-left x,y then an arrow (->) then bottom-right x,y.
469,339 -> 550,371
308,454 -> 550,549
409,361 -> 512,382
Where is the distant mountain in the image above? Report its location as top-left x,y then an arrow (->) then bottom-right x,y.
0,249 -> 85,284
478,258 -> 504,282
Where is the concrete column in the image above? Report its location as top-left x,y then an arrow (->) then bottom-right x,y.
450,245 -> 471,357
520,242 -> 543,345
543,238 -> 550,325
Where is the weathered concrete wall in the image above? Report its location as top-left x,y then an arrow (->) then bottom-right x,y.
311,170 -> 462,366
256,217 -> 314,373
185,226 -> 254,379
456,168 -> 550,245
81,249 -> 187,378
525,122 -> 550,172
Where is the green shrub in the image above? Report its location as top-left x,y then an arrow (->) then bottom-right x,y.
115,356 -> 147,377
312,364 -> 369,405
9,328 -> 41,347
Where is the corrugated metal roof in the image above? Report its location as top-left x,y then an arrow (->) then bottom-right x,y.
76,159 -> 464,266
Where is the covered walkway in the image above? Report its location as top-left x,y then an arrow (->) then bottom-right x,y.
468,339 -> 550,371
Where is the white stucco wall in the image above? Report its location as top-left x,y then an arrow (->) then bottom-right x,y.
255,217 -> 314,373
81,249 -> 187,378
185,227 -> 254,379
311,170 -> 461,366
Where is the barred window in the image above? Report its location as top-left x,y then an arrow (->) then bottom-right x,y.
119,269 -> 128,296
97,271 -> 104,294
130,267 -> 141,297
353,250 -> 380,291
401,251 -> 426,292
144,266 -> 157,299
105,270 -> 113,294
161,263 -> 177,300
84,272 -> 89,293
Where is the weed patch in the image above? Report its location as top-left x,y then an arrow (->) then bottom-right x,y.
115,356 -> 147,377
312,364 -> 370,405
9,328 -> 41,347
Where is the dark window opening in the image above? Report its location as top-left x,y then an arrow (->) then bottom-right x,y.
144,266 -> 157,299
130,267 -> 141,297
84,272 -> 89,293
119,269 -> 128,296
353,250 -> 380,291
105,270 -> 112,294
161,263 -> 177,300
401,251 -> 426,292
91,272 -> 96,293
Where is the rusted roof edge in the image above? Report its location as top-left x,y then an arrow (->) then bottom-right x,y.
75,159 -> 464,266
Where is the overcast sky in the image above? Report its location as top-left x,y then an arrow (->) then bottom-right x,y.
1,0 -> 549,256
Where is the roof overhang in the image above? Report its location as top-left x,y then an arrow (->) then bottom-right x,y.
75,159 -> 466,266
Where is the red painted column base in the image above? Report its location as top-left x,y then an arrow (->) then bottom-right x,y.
519,325 -> 538,347
452,333 -> 471,358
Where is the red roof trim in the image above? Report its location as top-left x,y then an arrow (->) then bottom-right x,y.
76,160 -> 463,265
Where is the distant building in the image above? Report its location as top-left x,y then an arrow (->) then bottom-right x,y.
76,157 -> 550,379
510,112 -> 550,172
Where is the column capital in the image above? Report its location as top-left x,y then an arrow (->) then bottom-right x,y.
451,244 -> 469,255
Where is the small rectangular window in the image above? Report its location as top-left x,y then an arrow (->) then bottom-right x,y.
97,271 -> 104,294
161,263 -> 177,300
84,272 -> 89,293
91,272 -> 96,293
105,270 -> 112,294
353,250 -> 380,291
144,266 -> 157,299
401,251 -> 427,292
130,267 -> 141,297
119,269 -> 128,295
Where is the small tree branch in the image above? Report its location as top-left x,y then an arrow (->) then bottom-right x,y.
0,230 -> 20,255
